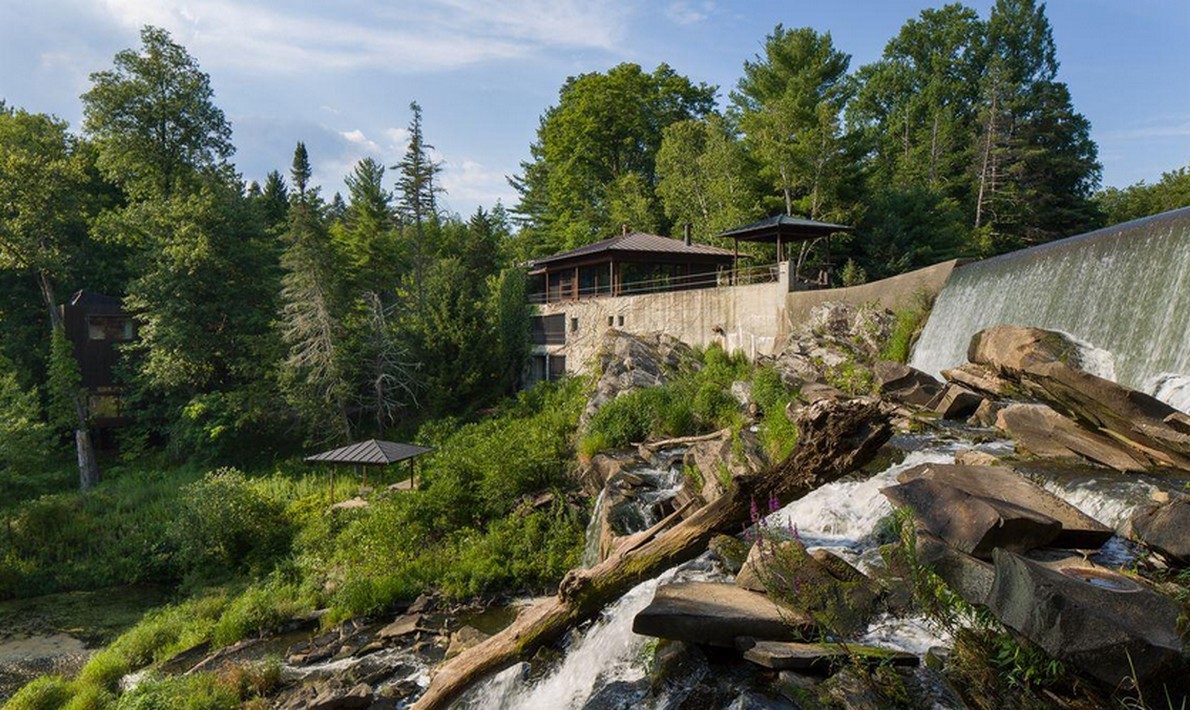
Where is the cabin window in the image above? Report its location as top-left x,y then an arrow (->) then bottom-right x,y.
607,316 -> 614,327
87,317 -> 133,341
617,315 -> 625,327
570,317 -> 579,333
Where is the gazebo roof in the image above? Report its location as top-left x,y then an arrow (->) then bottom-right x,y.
714,215 -> 851,243
531,231 -> 735,269
305,439 -> 434,466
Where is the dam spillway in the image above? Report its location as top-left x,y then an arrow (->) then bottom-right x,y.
911,207 -> 1190,403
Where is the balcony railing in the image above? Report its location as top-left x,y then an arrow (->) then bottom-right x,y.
528,263 -> 783,304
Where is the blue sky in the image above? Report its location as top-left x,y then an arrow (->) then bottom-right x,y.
2,0 -> 1188,218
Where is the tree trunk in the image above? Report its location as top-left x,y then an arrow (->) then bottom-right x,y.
975,93 -> 998,230
37,272 -> 101,491
411,398 -> 892,710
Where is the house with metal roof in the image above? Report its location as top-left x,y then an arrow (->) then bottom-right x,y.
528,227 -> 736,304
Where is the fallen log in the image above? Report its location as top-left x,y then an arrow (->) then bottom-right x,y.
411,398 -> 892,710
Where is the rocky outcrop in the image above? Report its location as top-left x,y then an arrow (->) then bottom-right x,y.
633,582 -> 814,647
1128,496 -> 1190,566
767,303 -> 895,389
682,428 -> 767,507
940,362 -> 1015,398
995,403 -> 1149,472
914,530 -> 995,605
581,331 -> 697,430
969,325 -> 1190,471
986,550 -> 1186,687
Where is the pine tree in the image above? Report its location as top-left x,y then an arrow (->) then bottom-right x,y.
334,157 -> 400,296
278,143 -> 351,443
395,101 -> 442,305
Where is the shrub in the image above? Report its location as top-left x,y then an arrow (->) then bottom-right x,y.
114,673 -> 238,710
168,468 -> 292,583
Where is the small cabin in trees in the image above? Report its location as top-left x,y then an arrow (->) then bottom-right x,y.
60,290 -> 134,427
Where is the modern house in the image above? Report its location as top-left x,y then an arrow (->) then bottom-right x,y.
527,228 -> 736,304
523,217 -> 895,385
60,290 -> 134,428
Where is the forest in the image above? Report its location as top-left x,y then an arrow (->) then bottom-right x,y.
1,1 -> 1189,706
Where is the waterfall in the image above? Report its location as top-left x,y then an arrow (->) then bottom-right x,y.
910,208 -> 1190,407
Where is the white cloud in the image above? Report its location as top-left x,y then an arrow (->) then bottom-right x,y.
96,0 -> 629,75
666,1 -> 714,26
439,158 -> 517,210
1100,120 -> 1190,141
340,129 -> 381,153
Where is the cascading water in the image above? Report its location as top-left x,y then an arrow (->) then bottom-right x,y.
910,208 -> 1190,410
456,434 -> 1169,709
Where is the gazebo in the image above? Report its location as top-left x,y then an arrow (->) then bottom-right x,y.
305,439 -> 434,503
714,215 -> 851,287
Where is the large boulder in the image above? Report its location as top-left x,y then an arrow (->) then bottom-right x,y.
914,529 -> 995,606
896,462 -> 1113,549
995,403 -> 1149,473
683,428 -> 767,506
633,582 -> 814,647
735,538 -> 878,633
969,325 -> 1190,470
882,477 -> 1062,559
932,383 -> 984,420
986,550 -> 1186,687
1128,496 -> 1190,566
873,361 -> 943,408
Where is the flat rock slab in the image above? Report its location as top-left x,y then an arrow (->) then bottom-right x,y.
995,403 -> 1149,473
882,477 -> 1062,559
633,582 -> 813,647
987,550 -> 1185,687
897,462 -> 1114,549
737,639 -> 918,671
377,613 -> 432,640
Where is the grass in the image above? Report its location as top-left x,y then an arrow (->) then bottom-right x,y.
879,292 -> 935,364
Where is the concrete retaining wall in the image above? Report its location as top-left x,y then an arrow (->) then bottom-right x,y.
534,259 -> 963,376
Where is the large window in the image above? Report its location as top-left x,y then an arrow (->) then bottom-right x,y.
87,316 -> 133,341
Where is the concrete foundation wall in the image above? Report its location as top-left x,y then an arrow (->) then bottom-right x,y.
534,259 -> 962,375
784,259 -> 963,326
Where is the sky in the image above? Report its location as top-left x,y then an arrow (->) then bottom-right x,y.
2,0 -> 1188,219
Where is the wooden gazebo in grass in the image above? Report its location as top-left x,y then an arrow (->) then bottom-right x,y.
305,439 -> 434,503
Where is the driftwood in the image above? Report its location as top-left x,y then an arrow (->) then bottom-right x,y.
411,398 -> 893,709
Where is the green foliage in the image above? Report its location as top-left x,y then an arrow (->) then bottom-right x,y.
0,361 -> 52,478
656,115 -> 762,245
879,295 -> 934,364
750,365 -> 799,460
733,25 -> 855,221
1096,163 -> 1190,226
822,355 -> 875,396
114,672 -> 238,710
46,327 -> 82,432
209,577 -> 308,646
581,344 -> 751,456
82,25 -> 233,199
168,468 -> 292,584
4,675 -> 74,710
511,62 -> 716,255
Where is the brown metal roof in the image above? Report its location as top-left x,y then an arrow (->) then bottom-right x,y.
305,439 -> 434,466
714,215 -> 851,243
531,231 -> 735,267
